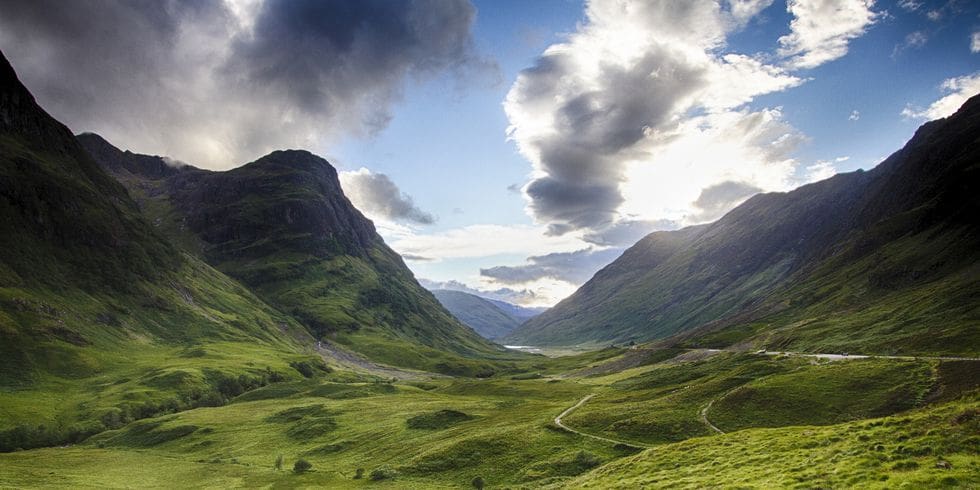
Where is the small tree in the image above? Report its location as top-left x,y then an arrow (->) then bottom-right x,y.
472,476 -> 486,489
293,459 -> 313,474
354,468 -> 365,479
274,454 -> 284,471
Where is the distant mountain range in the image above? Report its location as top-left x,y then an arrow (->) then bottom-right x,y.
430,289 -> 545,340
507,94 -> 980,356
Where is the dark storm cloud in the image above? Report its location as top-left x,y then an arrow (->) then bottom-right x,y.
690,180 -> 762,222
0,0 -> 227,120
340,170 -> 435,225
0,0 -> 489,167
507,46 -> 708,233
480,248 -> 623,285
227,0 -> 485,133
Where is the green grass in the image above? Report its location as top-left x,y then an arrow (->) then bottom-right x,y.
1,355 -> 977,489
709,358 -> 935,430
566,394 -> 980,489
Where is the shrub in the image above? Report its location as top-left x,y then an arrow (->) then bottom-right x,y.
354,468 -> 364,479
293,459 -> 312,474
406,410 -> 473,430
472,476 -> 486,489
574,450 -> 601,469
370,466 -> 398,481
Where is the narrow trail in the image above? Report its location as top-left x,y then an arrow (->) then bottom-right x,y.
757,350 -> 980,362
699,399 -> 724,434
554,394 -> 652,449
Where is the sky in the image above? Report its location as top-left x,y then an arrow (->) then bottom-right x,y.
1,0 -> 978,306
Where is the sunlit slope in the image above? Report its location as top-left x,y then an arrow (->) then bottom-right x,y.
78,134 -> 512,375
509,96 -> 980,355
0,345 -> 976,488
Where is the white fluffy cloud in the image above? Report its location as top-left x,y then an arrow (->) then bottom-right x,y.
902,73 -> 980,120
972,32 -> 980,53
504,0 -> 814,242
778,0 -> 881,69
387,224 -> 587,261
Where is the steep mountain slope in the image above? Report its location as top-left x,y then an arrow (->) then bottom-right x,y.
431,289 -> 522,339
508,95 -> 980,355
78,134 -> 509,374
0,51 -> 318,450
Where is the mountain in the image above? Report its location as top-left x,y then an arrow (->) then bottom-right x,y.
77,134 -> 508,374
431,289 -> 524,339
508,95 -> 980,356
485,298 -> 547,324
0,51 -> 318,450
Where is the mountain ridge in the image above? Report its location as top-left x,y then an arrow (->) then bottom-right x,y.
507,94 -> 980,355
77,133 -> 510,375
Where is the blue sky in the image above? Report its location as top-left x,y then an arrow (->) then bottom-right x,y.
2,0 -> 977,306
330,0 -> 980,305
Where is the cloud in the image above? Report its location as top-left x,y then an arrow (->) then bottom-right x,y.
505,0 -> 806,242
582,219 -> 679,247
972,32 -> 980,53
689,181 -> 762,222
901,72 -> 980,120
803,160 -> 839,182
387,224 -> 587,261
339,168 -> 435,225
849,110 -> 861,121
480,248 -> 623,285
892,31 -> 928,57
898,0 -> 921,11
418,278 -> 540,306
777,0 -> 880,69
0,0 -> 490,168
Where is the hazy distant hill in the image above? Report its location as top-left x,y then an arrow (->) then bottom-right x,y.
78,133 -> 507,375
485,298 -> 547,324
431,289 -> 544,339
508,95 -> 980,356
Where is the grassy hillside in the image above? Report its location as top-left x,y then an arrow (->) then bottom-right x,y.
0,51 -> 320,451
567,393 -> 979,489
508,96 -> 980,356
1,346 -> 976,488
78,135 -> 515,375
432,289 -> 522,339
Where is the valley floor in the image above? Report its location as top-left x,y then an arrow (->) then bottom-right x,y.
1,348 -> 977,488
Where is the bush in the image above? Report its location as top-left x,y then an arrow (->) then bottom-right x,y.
293,459 -> 312,474
370,466 -> 398,481
574,450 -> 601,469
406,410 -> 473,430
354,468 -> 364,479
472,476 -> 486,489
